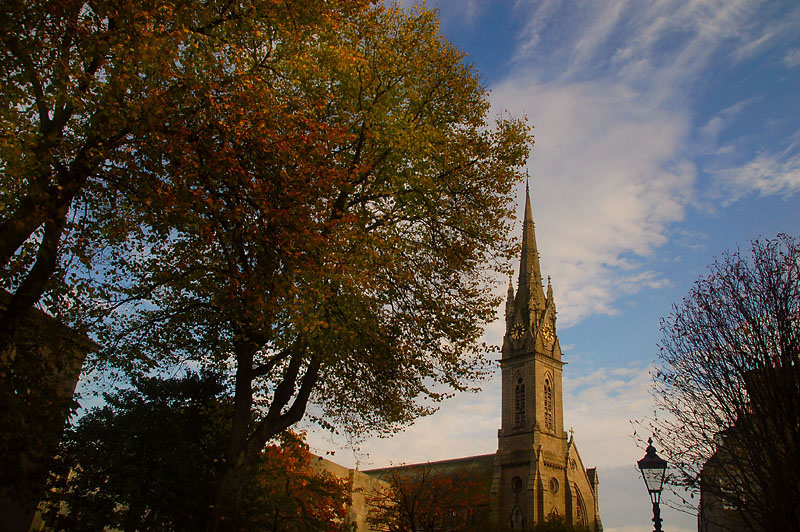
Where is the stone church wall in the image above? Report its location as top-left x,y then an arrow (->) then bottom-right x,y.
311,456 -> 389,532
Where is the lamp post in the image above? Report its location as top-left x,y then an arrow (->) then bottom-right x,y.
638,437 -> 667,532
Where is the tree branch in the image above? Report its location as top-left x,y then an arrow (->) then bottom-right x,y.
0,204 -> 68,342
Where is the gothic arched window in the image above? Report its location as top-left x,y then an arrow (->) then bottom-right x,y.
544,378 -> 554,431
515,377 -> 525,426
509,506 -> 525,530
575,484 -> 588,526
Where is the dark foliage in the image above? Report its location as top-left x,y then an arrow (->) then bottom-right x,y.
41,372 -> 231,531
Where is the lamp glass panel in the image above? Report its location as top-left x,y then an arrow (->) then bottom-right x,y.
641,467 -> 665,492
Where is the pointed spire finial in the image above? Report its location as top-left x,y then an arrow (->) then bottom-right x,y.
516,173 -> 545,315
525,169 -> 530,193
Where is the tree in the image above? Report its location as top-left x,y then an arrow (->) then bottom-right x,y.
0,0 -> 366,520
41,373 -> 351,532
642,234 -> 800,531
42,372 -> 232,531
92,3 -> 530,529
366,463 -> 490,532
242,431 -> 351,532
0,0 -> 367,339
0,1 -> 365,524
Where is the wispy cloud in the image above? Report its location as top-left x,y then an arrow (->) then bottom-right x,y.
491,77 -> 694,325
697,98 -> 758,154
305,361 -> 656,470
784,47 -> 800,68
714,148 -> 800,204
486,0 -> 799,325
304,374 -> 501,469
562,365 -> 654,469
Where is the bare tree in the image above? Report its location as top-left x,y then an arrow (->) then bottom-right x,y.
642,234 -> 800,531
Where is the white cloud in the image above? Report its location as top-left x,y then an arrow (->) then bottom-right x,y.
714,148 -> 800,204
306,361 -> 657,470
562,365 -> 655,469
784,47 -> 800,68
304,373 -> 501,469
491,77 -> 694,325
484,0 -> 800,325
697,97 -> 757,153
513,0 -> 767,88
729,6 -> 800,63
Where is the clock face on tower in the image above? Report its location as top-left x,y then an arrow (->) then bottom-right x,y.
542,323 -> 554,341
510,323 -> 526,340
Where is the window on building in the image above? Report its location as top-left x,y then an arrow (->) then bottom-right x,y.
575,484 -> 587,526
515,377 -> 525,426
544,378 -> 554,431
509,506 -> 525,530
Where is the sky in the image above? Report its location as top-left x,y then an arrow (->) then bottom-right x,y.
305,1 -> 800,531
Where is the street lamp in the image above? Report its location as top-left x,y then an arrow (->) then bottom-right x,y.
638,437 -> 667,532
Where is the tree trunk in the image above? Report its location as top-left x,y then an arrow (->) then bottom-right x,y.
211,457 -> 250,532
0,205 -> 68,345
208,341 -> 320,531
209,336 -> 258,531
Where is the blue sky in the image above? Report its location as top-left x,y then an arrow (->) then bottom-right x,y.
306,2 -> 800,531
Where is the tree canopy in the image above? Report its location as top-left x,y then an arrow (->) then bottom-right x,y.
1,2 -> 369,524
242,431 -> 351,532
642,234 -> 800,531
3,2 -> 530,529
0,0 -> 368,337
89,4 -> 529,527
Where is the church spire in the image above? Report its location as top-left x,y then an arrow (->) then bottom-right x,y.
515,181 -> 546,319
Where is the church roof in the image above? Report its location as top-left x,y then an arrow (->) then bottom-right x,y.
363,453 -> 495,495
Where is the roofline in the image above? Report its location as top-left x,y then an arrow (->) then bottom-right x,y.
363,452 -> 495,474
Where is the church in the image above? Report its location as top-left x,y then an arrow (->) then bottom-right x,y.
319,186 -> 603,531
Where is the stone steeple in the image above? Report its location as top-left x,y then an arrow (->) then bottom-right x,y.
504,185 -> 552,360
493,180 -> 600,531
515,184 -> 547,326
516,186 -> 545,316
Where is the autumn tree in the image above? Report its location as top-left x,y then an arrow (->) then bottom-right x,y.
642,235 -> 800,531
366,463 -> 490,532
0,0 -> 366,338
2,1 -> 528,528
242,431 -> 351,532
1,1 -> 366,525
87,3 -> 530,530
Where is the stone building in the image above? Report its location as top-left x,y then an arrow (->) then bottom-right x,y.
0,292 -> 96,532
343,186 -> 602,531
698,448 -> 755,532
310,456 -> 391,532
